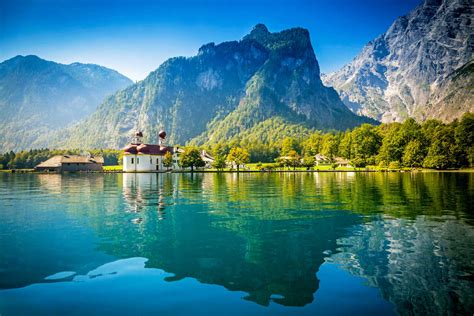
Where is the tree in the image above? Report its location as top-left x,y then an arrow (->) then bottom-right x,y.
286,150 -> 301,170
163,151 -> 173,169
212,155 -> 227,170
351,157 -> 367,168
388,161 -> 401,169
227,147 -> 249,171
302,132 -> 322,156
321,134 -> 338,161
302,156 -> 315,169
339,131 -> 353,159
212,142 -> 230,158
248,143 -> 279,163
423,125 -> 460,169
378,118 -> 423,165
352,124 -> 381,160
377,123 -> 402,164
402,139 -> 427,168
280,137 -> 300,156
179,147 -> 205,172
455,112 -> 474,167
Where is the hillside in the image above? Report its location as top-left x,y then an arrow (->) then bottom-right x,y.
0,55 -> 132,151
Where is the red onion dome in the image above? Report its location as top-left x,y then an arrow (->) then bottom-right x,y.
158,130 -> 166,139
124,144 -> 138,154
135,131 -> 143,137
137,144 -> 150,154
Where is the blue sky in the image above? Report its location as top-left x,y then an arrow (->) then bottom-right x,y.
1,0 -> 421,81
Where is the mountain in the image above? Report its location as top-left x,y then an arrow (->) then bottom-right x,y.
323,0 -> 474,123
0,55 -> 132,151
49,24 -> 374,149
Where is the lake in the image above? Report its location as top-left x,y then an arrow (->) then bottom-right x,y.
0,172 -> 472,315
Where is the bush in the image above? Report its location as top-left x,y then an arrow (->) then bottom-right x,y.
366,157 -> 376,165
351,157 -> 367,168
388,161 -> 401,169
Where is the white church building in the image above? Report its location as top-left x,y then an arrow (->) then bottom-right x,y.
122,130 -> 180,172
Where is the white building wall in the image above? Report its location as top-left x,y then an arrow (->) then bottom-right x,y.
123,155 -> 137,172
123,152 -> 181,172
123,154 -> 168,172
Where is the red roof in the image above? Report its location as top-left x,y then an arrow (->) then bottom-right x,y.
124,144 -> 138,154
124,144 -> 173,155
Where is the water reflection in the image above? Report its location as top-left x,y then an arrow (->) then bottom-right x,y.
331,216 -> 474,315
0,172 -> 472,314
118,173 -> 364,306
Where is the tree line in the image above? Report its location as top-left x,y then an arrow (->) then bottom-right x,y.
1,113 -> 472,170
202,113 -> 473,170
0,149 -> 122,169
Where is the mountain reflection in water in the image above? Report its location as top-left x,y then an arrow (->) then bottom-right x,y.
0,172 -> 472,315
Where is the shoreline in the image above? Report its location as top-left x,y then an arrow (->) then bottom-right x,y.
1,168 -> 473,174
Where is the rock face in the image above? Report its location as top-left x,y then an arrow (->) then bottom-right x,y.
323,0 -> 474,123
0,55 -> 132,151
53,24 -> 374,149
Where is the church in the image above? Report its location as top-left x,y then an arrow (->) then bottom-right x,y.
122,130 -> 180,172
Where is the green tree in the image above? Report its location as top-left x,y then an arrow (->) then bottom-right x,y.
455,112 -> 474,167
351,157 -> 367,168
212,142 -> 230,158
286,150 -> 301,170
339,131 -> 353,159
212,155 -> 227,170
163,151 -> 173,169
301,132 -> 322,156
402,139 -> 427,168
248,143 -> 279,163
179,147 -> 205,172
227,147 -> 250,171
302,156 -> 315,169
321,134 -> 338,161
423,125 -> 461,169
377,123 -> 402,164
352,124 -> 381,160
378,118 -> 423,165
280,137 -> 300,156
388,161 -> 401,169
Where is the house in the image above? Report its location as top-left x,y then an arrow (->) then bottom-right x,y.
315,154 -> 331,166
35,155 -> 104,172
123,130 -> 180,172
200,150 -> 215,168
334,157 -> 352,167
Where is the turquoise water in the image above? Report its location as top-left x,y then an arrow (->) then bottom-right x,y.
0,172 -> 472,315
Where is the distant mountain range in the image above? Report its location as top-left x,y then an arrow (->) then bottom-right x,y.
0,55 -> 132,151
323,0 -> 473,122
1,0 -> 473,151
45,24 -> 373,149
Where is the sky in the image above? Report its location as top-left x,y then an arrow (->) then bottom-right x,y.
0,0 -> 421,81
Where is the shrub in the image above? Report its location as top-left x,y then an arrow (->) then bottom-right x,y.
388,161 -> 401,169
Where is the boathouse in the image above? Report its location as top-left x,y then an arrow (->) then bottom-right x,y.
35,155 -> 104,172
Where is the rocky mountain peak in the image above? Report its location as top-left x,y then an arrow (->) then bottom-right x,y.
250,23 -> 270,36
48,25 -> 372,149
323,0 -> 473,123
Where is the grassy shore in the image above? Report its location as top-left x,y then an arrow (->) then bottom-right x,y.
2,165 -> 473,173
103,164 -> 474,173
